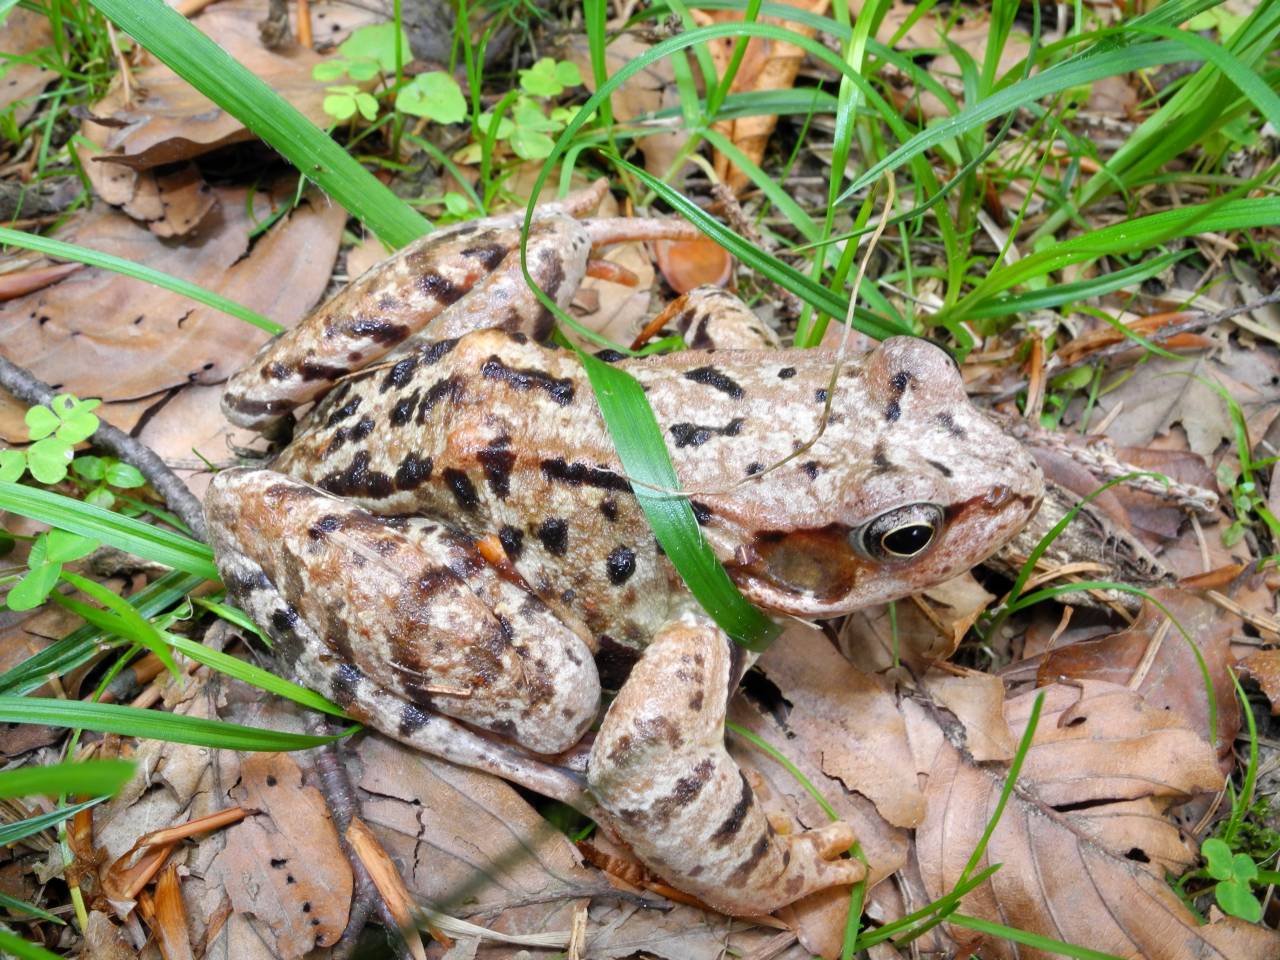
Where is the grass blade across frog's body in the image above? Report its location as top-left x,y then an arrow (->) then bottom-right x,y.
205,187 -> 1043,916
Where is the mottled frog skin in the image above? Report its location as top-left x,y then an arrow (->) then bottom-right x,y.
204,185 -> 1043,916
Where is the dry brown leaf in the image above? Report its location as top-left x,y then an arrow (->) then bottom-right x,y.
923,669 -> 1016,762
1237,649 -> 1280,714
839,573 -> 994,672
693,0 -> 832,191
566,33 -> 690,181
913,682 -> 1276,960
1036,588 -> 1240,760
0,10 -> 56,125
0,183 -> 345,451
207,753 -> 352,958
77,1 -> 330,216
351,735 -> 593,938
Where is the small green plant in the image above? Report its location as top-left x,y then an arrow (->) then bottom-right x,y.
70,455 -> 146,510
6,529 -> 98,612
457,57 -> 584,162
0,394 -> 100,486
1199,837 -> 1276,922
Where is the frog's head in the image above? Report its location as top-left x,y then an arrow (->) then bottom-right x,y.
720,337 -> 1043,618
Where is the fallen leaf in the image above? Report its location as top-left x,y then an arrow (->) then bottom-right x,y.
654,238 -> 733,293
0,9 -> 56,125
0,183 -> 345,454
913,682 -> 1275,960
207,753 -> 352,957
924,669 -> 1016,762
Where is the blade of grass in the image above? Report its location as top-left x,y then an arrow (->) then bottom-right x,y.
0,797 -> 103,848
0,227 -> 280,334
0,929 -> 61,960
0,696 -> 353,751
0,571 -> 203,697
88,0 -> 431,247
0,759 -> 133,799
0,482 -> 218,581
0,890 -> 64,925
950,914 -> 1125,960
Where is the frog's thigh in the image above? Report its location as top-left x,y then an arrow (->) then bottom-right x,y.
587,612 -> 864,916
204,469 -> 600,758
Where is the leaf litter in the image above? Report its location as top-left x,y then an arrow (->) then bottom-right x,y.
1,0 -> 1279,957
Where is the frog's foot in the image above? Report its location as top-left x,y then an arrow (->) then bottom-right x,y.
587,611 -> 864,916
223,193 -> 699,432
204,468 -> 600,807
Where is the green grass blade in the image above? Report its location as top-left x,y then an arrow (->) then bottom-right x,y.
0,572 -> 203,697
963,250 -> 1191,321
942,197 -> 1280,322
0,697 -> 352,751
0,482 -> 218,581
579,354 -> 781,650
0,797 -> 103,848
0,227 -> 280,335
1135,24 -> 1280,131
838,41 -> 1190,203
88,0 -> 431,248
0,890 -> 64,925
0,928 -> 61,960
950,914 -> 1124,960
0,759 -> 133,799
59,572 -> 179,677
163,633 -> 347,718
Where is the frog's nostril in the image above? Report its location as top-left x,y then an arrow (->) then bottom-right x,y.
985,484 -> 1011,508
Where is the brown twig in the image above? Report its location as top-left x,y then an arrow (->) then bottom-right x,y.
0,354 -> 207,540
310,730 -> 413,960
990,290 -> 1280,402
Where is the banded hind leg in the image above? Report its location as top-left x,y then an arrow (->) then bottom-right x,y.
587,606 -> 864,915
204,468 -> 600,809
223,181 -> 699,432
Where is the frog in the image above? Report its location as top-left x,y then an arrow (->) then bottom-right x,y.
203,182 -> 1044,917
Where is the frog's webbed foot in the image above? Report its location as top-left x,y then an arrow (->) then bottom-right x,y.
223,184 -> 699,433
587,611 -> 864,916
203,468 -> 598,808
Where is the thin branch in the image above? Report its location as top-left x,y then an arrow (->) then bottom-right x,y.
0,354 -> 207,540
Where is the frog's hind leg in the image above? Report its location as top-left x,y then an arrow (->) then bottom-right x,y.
587,608 -> 864,916
204,468 -> 598,809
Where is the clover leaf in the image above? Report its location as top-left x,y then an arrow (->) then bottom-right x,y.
8,529 -> 98,611
338,22 -> 411,73
1202,838 -> 1264,923
323,85 -> 379,122
395,72 -> 466,124
519,57 -> 581,97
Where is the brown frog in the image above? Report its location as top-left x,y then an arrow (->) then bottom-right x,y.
204,184 -> 1043,915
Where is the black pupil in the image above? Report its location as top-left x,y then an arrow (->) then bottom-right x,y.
882,523 -> 934,556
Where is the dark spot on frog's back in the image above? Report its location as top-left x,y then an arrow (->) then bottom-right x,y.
382,356 -> 418,392
347,316 -> 408,344
481,356 -> 574,406
443,468 -> 479,510
300,361 -> 349,382
537,518 -> 569,556
541,457 -> 631,492
420,337 -> 459,365
536,247 -> 567,300
669,417 -> 744,448
927,458 -> 953,478
498,525 -> 524,559
319,451 -> 394,499
395,453 -> 432,490
390,389 -> 420,426
936,411 -> 966,438
606,545 -> 636,585
325,395 -> 361,428
350,415 -> 375,442
399,702 -> 432,735
477,436 -> 517,498
417,272 -> 463,305
330,662 -> 363,707
308,515 -> 342,540
886,400 -> 901,422
460,242 -> 508,272
683,365 -> 744,399
890,370 -> 910,395
710,772 -> 753,845
266,361 -> 290,380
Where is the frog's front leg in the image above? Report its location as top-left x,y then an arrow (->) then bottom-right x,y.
588,609 -> 864,915
204,468 -> 599,808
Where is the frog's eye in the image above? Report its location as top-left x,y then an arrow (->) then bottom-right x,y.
856,504 -> 943,561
